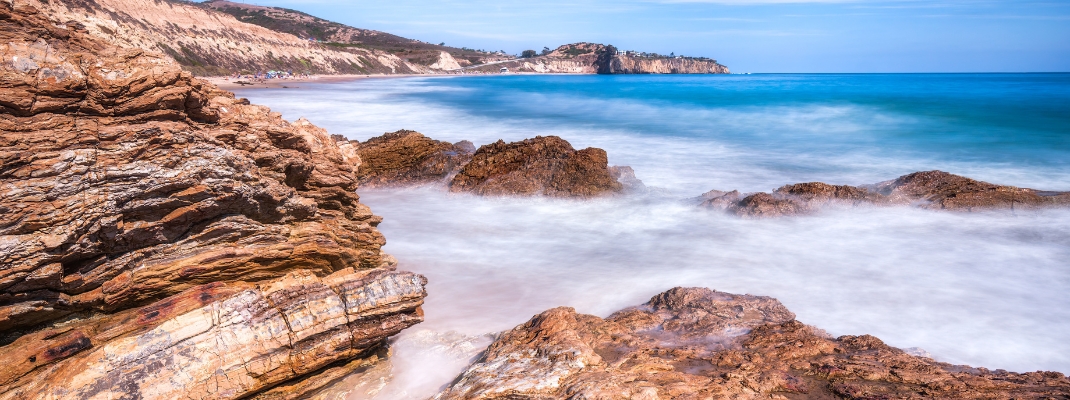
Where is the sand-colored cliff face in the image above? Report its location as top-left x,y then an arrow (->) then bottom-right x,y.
0,3 -> 425,398
19,0 -> 451,76
469,43 -> 729,75
603,55 -> 730,74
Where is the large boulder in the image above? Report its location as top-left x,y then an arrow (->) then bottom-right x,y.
449,136 -> 623,198
355,130 -> 474,188
0,3 -> 425,398
438,288 -> 1070,399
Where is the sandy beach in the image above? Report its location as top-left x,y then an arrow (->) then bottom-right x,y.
203,74 -> 430,90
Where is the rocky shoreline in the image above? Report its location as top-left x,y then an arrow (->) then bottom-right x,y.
2,1 -> 1069,399
438,288 -> 1070,399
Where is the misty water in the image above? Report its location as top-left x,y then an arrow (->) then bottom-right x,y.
236,74 -> 1070,398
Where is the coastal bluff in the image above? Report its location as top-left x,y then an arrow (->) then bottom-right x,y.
0,3 -> 425,398
469,43 -> 731,75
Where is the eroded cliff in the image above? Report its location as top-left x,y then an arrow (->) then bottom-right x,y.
0,3 -> 425,397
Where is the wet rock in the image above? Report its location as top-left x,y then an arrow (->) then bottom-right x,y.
0,3 -> 426,398
775,181 -> 887,206
608,165 -> 645,191
449,136 -> 623,198
355,130 -> 474,188
438,287 -> 1070,399
728,192 -> 813,218
700,171 -> 1070,218
870,170 -> 1070,211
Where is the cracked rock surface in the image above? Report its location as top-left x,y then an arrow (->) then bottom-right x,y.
0,3 -> 425,398
438,287 -> 1070,399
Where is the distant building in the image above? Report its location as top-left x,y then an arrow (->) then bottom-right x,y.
500,67 -> 509,73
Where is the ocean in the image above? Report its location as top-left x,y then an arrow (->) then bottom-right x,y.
236,73 -> 1070,398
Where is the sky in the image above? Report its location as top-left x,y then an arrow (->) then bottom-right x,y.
232,0 -> 1070,73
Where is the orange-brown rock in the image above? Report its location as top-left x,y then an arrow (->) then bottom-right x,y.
438,288 -> 1070,399
727,192 -> 813,218
701,171 -> 1069,218
0,3 -> 425,398
871,170 -> 1070,211
449,136 -> 623,198
355,130 -> 474,188
776,181 -> 888,206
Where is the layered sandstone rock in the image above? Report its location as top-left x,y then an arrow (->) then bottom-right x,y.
449,136 -> 623,198
355,130 -> 474,188
702,171 -> 1070,218
439,288 -> 1070,399
0,3 -> 425,398
600,55 -> 730,74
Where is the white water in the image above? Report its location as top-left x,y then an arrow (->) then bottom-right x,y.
235,77 -> 1070,399
356,189 -> 1070,399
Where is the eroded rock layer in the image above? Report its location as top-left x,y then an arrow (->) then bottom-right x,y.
439,288 -> 1070,399
702,171 -> 1070,218
0,3 -> 425,398
448,136 -> 623,198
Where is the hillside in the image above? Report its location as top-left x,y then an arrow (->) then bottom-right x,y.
18,0 -> 727,76
199,0 -> 510,69
20,0 -> 465,75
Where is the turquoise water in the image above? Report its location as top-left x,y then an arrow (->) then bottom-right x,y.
243,73 -> 1070,193
237,74 -> 1070,397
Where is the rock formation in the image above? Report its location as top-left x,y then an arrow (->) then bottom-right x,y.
702,171 -> 1070,218
608,165 -> 646,191
438,288 -> 1070,399
870,170 -> 1070,211
0,3 -> 425,398
355,130 -> 474,188
448,136 -> 623,198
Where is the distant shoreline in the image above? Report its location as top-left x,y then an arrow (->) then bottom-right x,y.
203,72 -> 601,90
203,74 -> 426,90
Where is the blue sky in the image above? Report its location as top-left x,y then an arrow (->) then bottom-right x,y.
237,0 -> 1070,72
